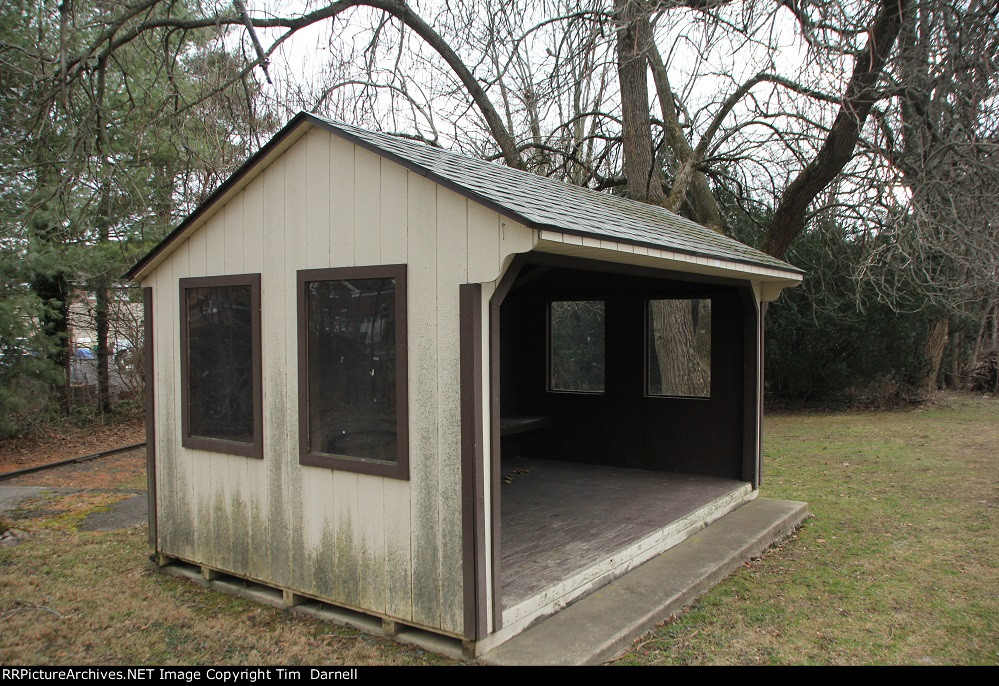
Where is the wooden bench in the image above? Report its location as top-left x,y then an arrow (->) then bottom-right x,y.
500,416 -> 551,460
500,415 -> 552,436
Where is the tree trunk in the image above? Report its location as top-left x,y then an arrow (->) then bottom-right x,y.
614,0 -> 666,205
946,329 -> 963,389
95,58 -> 112,414
969,301 -> 999,392
921,318 -> 949,398
650,299 -> 710,396
646,43 -> 723,231
96,285 -> 112,414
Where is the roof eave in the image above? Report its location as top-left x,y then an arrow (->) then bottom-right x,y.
533,231 -> 803,285
534,225 -> 803,279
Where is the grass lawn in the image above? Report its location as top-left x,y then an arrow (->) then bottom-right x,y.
616,394 -> 998,665
0,395 -> 995,665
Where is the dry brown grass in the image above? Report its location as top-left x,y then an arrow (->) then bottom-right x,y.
0,491 -> 451,665
0,417 -> 146,472
2,448 -> 147,490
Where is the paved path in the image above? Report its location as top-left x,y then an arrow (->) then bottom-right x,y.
79,493 -> 147,531
0,485 -> 147,530
0,486 -> 76,514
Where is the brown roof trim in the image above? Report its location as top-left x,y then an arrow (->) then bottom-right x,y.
124,113 -> 312,280
127,111 -> 802,281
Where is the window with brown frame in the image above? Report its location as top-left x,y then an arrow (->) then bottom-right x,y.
180,274 -> 263,458
647,298 -> 712,398
297,265 -> 409,479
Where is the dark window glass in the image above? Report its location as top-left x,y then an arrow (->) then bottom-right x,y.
306,277 -> 398,461
648,298 -> 711,397
186,285 -> 255,442
549,300 -> 605,393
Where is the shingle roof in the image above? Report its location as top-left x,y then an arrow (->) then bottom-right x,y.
306,114 -> 801,275
127,112 -> 801,280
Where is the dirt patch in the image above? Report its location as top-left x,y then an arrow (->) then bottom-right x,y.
0,417 -> 145,473
2,449 -> 147,490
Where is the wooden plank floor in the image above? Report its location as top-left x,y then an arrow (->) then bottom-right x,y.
500,458 -> 746,609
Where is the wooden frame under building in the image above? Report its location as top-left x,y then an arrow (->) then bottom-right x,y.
127,112 -> 803,654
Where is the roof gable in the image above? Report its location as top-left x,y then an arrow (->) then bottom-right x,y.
127,112 -> 800,280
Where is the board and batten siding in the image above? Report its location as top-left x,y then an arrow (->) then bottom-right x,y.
146,126 -> 534,636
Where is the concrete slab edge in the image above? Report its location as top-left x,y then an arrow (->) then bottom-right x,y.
479,498 -> 809,666
592,499 -> 809,665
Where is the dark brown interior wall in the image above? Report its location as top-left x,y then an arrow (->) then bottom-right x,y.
500,266 -> 747,480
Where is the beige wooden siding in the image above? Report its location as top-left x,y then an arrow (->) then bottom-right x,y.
149,124 -> 535,634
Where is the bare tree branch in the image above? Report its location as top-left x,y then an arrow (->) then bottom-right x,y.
761,0 -> 910,258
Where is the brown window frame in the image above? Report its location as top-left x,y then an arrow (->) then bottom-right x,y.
644,295 -> 713,400
546,298 -> 607,395
179,273 -> 264,458
297,264 -> 410,480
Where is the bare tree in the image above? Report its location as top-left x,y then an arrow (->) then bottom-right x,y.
7,0 -> 997,402
859,0 -> 999,392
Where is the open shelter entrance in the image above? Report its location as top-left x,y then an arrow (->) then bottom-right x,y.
490,253 -> 762,632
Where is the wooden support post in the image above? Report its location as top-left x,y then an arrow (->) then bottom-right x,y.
381,618 -> 400,636
155,553 -> 172,567
201,566 -> 218,581
462,639 -> 477,659
283,590 -> 303,607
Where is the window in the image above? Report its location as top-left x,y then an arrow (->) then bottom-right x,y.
549,300 -> 605,393
298,265 -> 408,479
647,298 -> 711,398
180,274 -> 262,457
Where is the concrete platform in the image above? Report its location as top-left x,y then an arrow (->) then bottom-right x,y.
479,497 -> 808,665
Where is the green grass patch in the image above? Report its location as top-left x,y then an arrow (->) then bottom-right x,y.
616,394 -> 998,665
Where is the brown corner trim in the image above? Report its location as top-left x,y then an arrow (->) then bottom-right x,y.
143,287 -> 157,548
460,283 -> 487,640
757,300 -> 766,486
739,284 -> 761,487
487,254 -> 532,632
